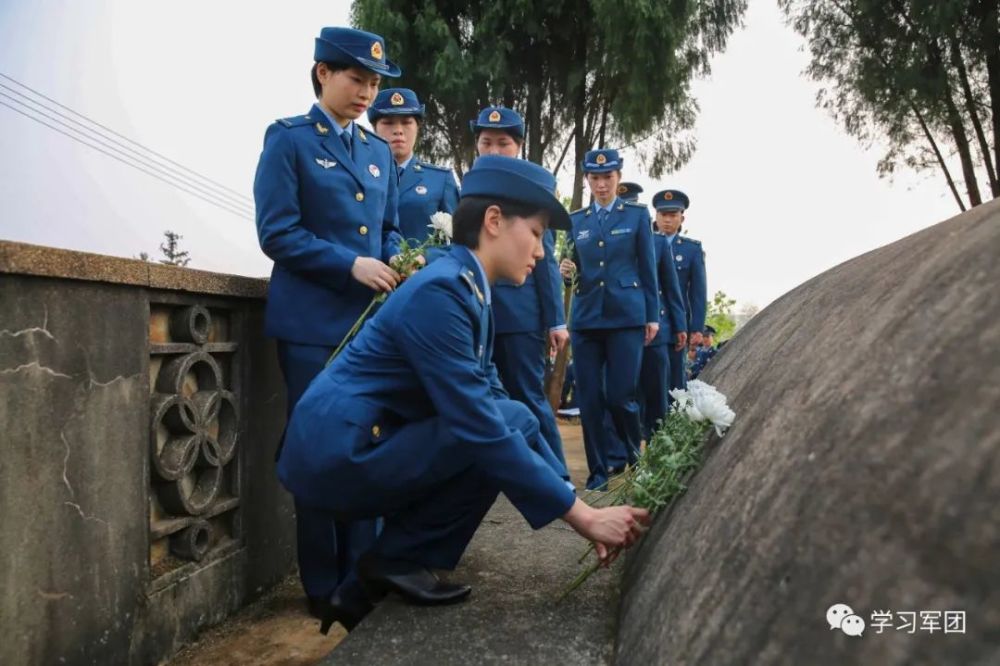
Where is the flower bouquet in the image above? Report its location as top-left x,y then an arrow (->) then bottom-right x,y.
326,212 -> 453,365
560,379 -> 735,598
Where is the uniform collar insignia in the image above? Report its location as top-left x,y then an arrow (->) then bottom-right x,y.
617,203 -> 624,211
315,122 -> 329,135
414,164 -> 422,172
585,209 -> 592,216
358,128 -> 368,142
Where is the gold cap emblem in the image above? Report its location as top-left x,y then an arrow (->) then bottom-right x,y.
617,184 -> 627,194
488,109 -> 501,123
390,92 -> 404,106
370,41 -> 383,60
595,153 -> 607,165
664,192 -> 673,200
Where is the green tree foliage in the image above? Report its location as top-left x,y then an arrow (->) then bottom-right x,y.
351,0 -> 746,204
706,290 -> 737,341
159,230 -> 191,267
779,0 -> 1000,211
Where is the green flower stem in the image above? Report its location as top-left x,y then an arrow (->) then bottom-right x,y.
326,293 -> 385,367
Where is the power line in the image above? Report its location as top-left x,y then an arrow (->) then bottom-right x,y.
0,98 -> 253,221
0,87 -> 255,214
0,71 -> 252,203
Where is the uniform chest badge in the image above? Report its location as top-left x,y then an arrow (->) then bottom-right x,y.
610,228 -> 632,235
415,185 -> 428,195
315,158 -> 337,169
577,229 -> 590,240
368,164 -> 381,178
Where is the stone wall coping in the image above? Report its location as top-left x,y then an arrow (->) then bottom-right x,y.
0,240 -> 268,299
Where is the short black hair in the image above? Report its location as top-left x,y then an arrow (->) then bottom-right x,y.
452,196 -> 547,249
311,61 -> 351,98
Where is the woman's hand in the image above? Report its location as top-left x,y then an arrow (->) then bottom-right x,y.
351,257 -> 400,292
559,259 -> 577,279
563,499 -> 651,566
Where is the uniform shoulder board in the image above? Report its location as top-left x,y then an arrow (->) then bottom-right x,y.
419,161 -> 453,173
275,114 -> 314,129
365,129 -> 389,144
679,235 -> 702,245
457,267 -> 485,304
569,206 -> 589,216
624,201 -> 647,208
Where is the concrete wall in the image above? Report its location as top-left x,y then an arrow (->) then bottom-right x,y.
0,242 -> 295,665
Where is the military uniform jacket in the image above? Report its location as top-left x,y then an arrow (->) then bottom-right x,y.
277,244 -> 575,529
253,104 -> 402,345
568,200 -> 658,330
493,231 -> 566,335
649,233 -> 688,347
670,235 -> 707,333
397,158 -> 459,243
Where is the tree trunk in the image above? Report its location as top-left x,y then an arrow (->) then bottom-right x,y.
929,38 -> 983,206
975,0 -> 1000,186
912,103 -> 967,211
950,36 -> 998,196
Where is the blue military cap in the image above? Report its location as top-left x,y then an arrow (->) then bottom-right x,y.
617,181 -> 643,202
652,189 -> 690,211
461,155 -> 571,231
469,106 -> 525,139
314,27 -> 401,77
582,148 -> 623,173
704,324 -> 716,335
368,88 -> 425,123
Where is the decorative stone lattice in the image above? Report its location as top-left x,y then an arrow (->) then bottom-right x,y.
148,304 -> 241,579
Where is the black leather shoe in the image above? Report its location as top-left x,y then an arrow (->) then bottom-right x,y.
318,588 -> 374,634
358,554 -> 471,606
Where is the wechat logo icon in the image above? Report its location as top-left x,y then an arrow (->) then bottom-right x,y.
827,603 -> 865,637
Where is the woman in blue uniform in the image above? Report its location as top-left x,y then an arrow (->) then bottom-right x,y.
638,189 -> 689,441
559,149 -> 659,490
253,26 -> 403,619
369,88 -> 459,243
278,155 -> 650,632
471,106 -> 571,482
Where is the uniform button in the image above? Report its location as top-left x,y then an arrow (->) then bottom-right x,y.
355,192 -> 365,202
599,260 -> 604,267
599,280 -> 605,287
660,309 -> 665,315
598,241 -> 605,247
359,225 -> 368,235
633,281 -> 638,287
371,424 -> 381,438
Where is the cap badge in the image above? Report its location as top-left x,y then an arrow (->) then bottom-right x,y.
390,92 -> 405,106
488,109 -> 501,123
664,192 -> 673,200
370,41 -> 383,60
617,184 -> 627,194
595,153 -> 607,165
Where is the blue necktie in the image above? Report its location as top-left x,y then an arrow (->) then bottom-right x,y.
598,208 -> 608,226
340,130 -> 352,159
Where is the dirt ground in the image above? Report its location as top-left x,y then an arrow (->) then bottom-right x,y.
165,419 -> 585,666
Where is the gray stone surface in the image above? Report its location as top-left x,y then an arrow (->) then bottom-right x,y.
616,201 -> 1000,664
327,497 -> 620,665
1,263 -> 294,665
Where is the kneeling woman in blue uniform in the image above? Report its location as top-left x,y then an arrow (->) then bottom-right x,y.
253,27 -> 403,619
559,150 -> 659,490
369,88 -> 459,243
278,155 -> 649,632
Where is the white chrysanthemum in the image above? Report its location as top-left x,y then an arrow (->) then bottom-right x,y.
429,211 -> 453,241
685,380 -> 735,435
